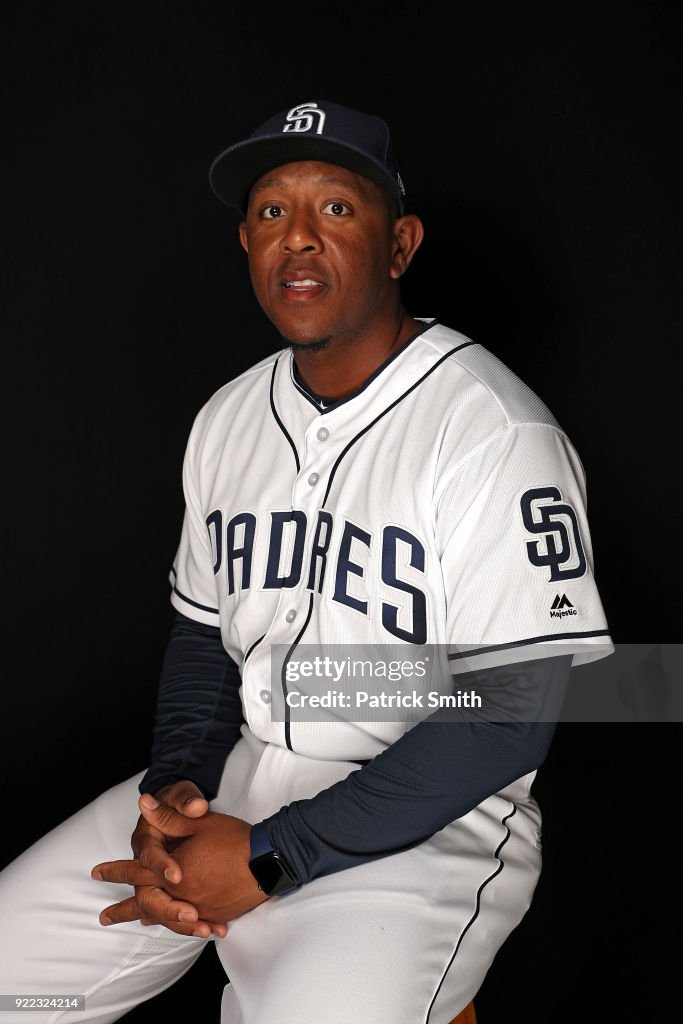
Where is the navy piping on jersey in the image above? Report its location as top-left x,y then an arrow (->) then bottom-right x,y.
424,803 -> 516,1023
170,566 -> 219,616
281,592 -> 315,750
317,317 -> 437,415
269,358 -> 300,472
289,318 -> 437,416
244,633 -> 266,663
447,630 -> 612,660
278,336 -> 477,752
321,340 -> 478,508
290,363 -> 334,412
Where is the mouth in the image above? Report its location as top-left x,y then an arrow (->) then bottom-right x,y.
283,278 -> 324,291
280,274 -> 326,303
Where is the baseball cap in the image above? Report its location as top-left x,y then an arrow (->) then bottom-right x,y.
209,100 -> 406,214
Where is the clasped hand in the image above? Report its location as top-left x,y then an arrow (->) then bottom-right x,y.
91,781 -> 268,939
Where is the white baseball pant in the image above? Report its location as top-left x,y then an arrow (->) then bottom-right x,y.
0,726 -> 542,1023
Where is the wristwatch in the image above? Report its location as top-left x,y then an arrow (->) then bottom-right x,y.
248,822 -> 299,897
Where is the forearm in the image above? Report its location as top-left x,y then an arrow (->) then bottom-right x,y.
139,612 -> 245,800
261,655 -> 572,885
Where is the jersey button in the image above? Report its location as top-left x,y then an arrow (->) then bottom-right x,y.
285,609 -> 297,623
259,689 -> 272,704
316,427 -> 330,441
307,472 -> 319,485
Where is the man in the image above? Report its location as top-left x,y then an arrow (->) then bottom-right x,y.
0,100 -> 613,1023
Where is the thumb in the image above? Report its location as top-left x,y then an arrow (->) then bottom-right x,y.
169,782 -> 210,819
138,794 -> 196,836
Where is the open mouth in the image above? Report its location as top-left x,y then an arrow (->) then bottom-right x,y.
284,279 -> 323,290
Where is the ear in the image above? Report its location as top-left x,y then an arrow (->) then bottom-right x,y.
238,220 -> 249,253
389,214 -> 424,280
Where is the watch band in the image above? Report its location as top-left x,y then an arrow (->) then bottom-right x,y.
249,821 -> 277,859
248,822 -> 299,897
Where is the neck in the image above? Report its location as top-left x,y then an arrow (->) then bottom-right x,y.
291,308 -> 421,400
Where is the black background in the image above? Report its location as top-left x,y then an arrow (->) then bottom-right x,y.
2,2 -> 680,1021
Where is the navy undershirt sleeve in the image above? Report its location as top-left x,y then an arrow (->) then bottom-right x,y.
139,613 -> 571,886
138,611 -> 244,801
262,655 -> 572,885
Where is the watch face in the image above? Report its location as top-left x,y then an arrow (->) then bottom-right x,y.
249,852 -> 298,897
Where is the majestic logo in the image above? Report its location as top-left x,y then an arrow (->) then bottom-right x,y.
282,102 -> 326,135
550,593 -> 577,618
520,487 -> 587,582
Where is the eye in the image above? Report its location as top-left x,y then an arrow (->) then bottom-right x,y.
323,201 -> 351,216
260,204 -> 285,220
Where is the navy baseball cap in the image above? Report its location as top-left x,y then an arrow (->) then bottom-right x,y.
209,100 -> 406,214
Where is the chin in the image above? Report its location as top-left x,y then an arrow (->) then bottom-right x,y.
283,335 -> 333,354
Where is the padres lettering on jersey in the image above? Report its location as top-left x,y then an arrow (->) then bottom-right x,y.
170,320 -> 613,757
205,507 -> 427,645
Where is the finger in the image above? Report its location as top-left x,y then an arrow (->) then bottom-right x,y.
100,900 -> 217,938
144,918 -> 228,939
155,781 -> 210,819
98,895 -> 140,926
138,795 -> 196,839
131,821 -> 184,883
98,887 -> 197,927
141,917 -> 228,939
133,886 -> 229,940
134,885 -> 204,927
98,890 -> 227,939
91,860 -> 162,887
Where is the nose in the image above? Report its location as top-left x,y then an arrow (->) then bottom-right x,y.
279,207 -> 323,254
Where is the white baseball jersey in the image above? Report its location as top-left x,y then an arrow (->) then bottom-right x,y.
0,324 -> 613,1024
170,319 -> 613,760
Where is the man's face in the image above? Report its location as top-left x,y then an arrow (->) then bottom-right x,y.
238,160 -> 402,349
